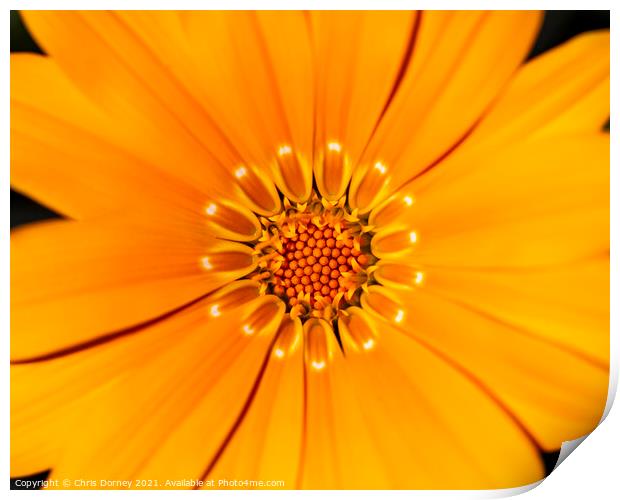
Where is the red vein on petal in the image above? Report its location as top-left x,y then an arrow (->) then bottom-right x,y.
387,12 -> 542,198
373,12 -> 422,132
195,330 -> 281,487
416,250 -> 609,275
388,317 -> 546,453
76,12 -> 235,174
246,12 -> 295,145
423,287 -> 609,371
360,12 -> 422,160
107,11 -> 248,162
11,289 -> 218,365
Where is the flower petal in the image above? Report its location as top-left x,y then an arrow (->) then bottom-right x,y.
469,30 -> 610,147
205,317 -> 304,488
310,11 -> 416,199
21,11 -> 242,170
298,319 -> 357,488
298,312 -> 543,488
382,289 -> 608,451
371,134 -> 609,268
349,10 -> 542,212
123,298 -> 284,485
180,11 -> 316,201
413,258 -> 609,366
11,291 -> 219,477
12,296 -> 282,484
11,53 -> 241,219
11,217 -> 256,361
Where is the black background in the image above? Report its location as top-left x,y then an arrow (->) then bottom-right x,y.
10,10 -> 610,490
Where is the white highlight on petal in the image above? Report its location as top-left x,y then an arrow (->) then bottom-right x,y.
409,231 -> 418,244
327,141 -> 342,152
242,324 -> 254,335
403,195 -> 414,206
278,145 -> 292,156
363,338 -> 375,351
414,271 -> 425,286
205,203 -> 217,216
374,161 -> 387,175
274,348 -> 285,358
311,360 -> 326,371
394,309 -> 405,324
200,256 -> 213,270
234,166 -> 248,178
209,304 -> 221,317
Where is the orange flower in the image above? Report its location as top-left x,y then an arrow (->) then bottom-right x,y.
11,11 -> 609,490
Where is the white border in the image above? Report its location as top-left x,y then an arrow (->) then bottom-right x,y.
1,1 -> 619,10
2,2 -> 617,498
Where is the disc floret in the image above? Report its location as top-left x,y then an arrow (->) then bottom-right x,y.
250,194 -> 376,322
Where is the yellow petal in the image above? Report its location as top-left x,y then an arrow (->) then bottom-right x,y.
181,11 -> 315,201
11,53 -> 243,219
202,199 -> 262,242
310,11 -> 416,199
469,30 -> 609,147
374,261 -> 426,290
371,134 -> 609,267
206,316 -> 304,488
387,288 -> 609,450
20,12 -> 259,210
11,290 -> 266,477
132,298 -> 284,485
11,217 -> 256,360
298,310 -> 543,488
350,11 -> 542,212
413,258 -> 609,366
15,297 -> 283,486
300,318 -> 389,488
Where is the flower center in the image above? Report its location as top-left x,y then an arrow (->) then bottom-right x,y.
249,193 -> 376,322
